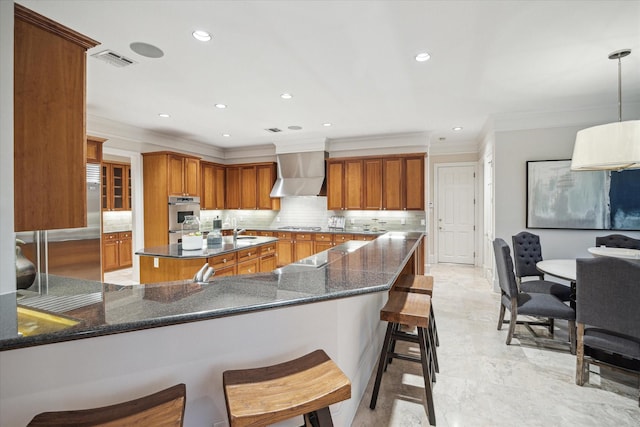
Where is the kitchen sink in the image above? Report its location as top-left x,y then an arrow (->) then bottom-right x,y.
236,236 -> 257,240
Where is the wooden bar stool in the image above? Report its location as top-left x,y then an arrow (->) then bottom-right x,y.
223,349 -> 351,427
370,291 -> 437,425
27,383 -> 186,426
393,274 -> 440,348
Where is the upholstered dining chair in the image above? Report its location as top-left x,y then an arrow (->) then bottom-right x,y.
27,383 -> 186,426
493,238 -> 576,353
575,257 -> 640,406
512,231 -> 572,301
595,234 -> 640,249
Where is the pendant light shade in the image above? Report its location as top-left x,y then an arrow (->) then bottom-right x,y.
571,120 -> 640,170
571,49 -> 640,171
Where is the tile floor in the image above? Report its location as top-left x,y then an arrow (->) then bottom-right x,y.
351,264 -> 640,427
103,267 -> 138,286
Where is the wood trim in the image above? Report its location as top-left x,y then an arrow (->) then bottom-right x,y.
328,152 -> 426,162
15,3 -> 99,50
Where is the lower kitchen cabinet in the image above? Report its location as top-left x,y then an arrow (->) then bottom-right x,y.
103,232 -> 132,272
275,232 -> 293,267
293,233 -> 314,261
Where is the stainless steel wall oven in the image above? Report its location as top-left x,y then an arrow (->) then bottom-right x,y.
168,196 -> 200,244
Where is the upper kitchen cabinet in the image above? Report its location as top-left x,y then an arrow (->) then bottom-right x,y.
200,161 -> 226,210
86,135 -> 106,164
102,162 -> 131,211
14,4 -> 99,231
328,154 -> 425,212
327,158 -> 365,210
226,162 -> 280,210
168,153 -> 200,196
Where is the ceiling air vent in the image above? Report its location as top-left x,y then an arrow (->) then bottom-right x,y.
91,50 -> 137,67
265,128 -> 282,133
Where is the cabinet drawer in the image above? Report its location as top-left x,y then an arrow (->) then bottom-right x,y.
119,231 -> 132,239
314,233 -> 332,242
354,234 -> 376,241
209,253 -> 237,269
334,234 -> 354,243
276,232 -> 292,240
260,243 -> 276,256
237,247 -> 258,262
103,233 -> 118,241
214,265 -> 236,278
295,233 -> 312,241
258,231 -> 274,237
237,259 -> 259,275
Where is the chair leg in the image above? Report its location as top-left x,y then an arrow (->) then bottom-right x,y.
418,326 -> 437,426
576,323 -> 586,385
497,303 -> 506,330
568,320 -> 576,355
548,318 -> 554,336
304,407 -> 334,427
370,322 -> 394,410
506,305 -> 517,345
430,305 -> 440,347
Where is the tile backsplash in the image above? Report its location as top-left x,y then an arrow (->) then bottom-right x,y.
201,196 -> 426,231
103,211 -> 133,233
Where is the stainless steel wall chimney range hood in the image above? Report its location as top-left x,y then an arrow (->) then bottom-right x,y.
270,151 -> 328,197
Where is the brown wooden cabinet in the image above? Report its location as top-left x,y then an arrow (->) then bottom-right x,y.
293,233 -> 314,261
275,231 -> 293,267
102,162 -> 131,211
142,151 -> 201,247
328,154 -> 425,212
86,135 -> 105,163
168,154 -> 199,196
103,231 -> 132,272
201,161 -> 225,210
226,162 -> 280,210
14,4 -> 99,231
314,233 -> 334,253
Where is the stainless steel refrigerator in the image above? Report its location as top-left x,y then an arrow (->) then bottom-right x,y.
16,164 -> 102,290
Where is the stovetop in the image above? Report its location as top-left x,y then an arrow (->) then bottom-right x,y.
277,226 -> 322,231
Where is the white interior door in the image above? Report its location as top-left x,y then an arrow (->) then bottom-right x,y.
437,164 -> 476,264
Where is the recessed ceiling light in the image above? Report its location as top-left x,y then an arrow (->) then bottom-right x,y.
192,30 -> 211,42
280,93 -> 293,99
222,133 -> 230,137
415,52 -> 431,62
288,125 -> 302,130
323,123 -> 332,127
158,113 -> 170,118
215,103 -> 227,109
452,126 -> 463,131
439,137 -> 446,141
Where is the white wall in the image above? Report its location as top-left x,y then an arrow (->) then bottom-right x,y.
493,125 -> 640,262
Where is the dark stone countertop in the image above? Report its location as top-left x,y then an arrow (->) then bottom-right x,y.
1,231 -> 424,351
136,236 -> 278,259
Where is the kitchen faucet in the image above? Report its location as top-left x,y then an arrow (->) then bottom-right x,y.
233,227 -> 246,242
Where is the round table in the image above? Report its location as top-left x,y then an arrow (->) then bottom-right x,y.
587,246 -> 640,260
536,259 -> 576,282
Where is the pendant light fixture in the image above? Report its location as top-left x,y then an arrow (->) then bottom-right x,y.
571,49 -> 640,171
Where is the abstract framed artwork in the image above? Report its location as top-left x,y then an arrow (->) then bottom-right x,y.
526,159 -> 640,230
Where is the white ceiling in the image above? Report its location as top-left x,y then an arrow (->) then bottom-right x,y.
17,0 -> 640,152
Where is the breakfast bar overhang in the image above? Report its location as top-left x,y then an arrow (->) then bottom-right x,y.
0,232 -> 425,427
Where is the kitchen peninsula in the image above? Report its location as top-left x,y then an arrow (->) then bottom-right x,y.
1,232 -> 424,427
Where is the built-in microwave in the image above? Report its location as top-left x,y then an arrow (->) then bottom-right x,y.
168,196 -> 200,244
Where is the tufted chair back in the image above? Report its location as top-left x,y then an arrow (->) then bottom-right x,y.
493,238 -> 519,298
512,231 -> 544,280
595,234 -> 640,250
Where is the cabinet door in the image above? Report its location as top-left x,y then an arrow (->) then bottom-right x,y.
237,259 -> 259,275
404,156 -> 425,210
213,165 -> 226,209
102,234 -> 119,272
201,163 -> 215,210
275,232 -> 293,266
14,6 -> 98,231
260,254 -> 277,272
363,158 -> 382,210
326,161 -> 344,210
118,232 -> 133,268
102,164 -> 111,210
183,157 -> 200,196
111,164 -> 127,210
294,234 -> 314,261
168,154 -> 186,196
344,159 -> 364,210
257,163 -> 278,210
382,158 -> 403,210
240,166 -> 257,209
225,167 -> 241,209
314,241 -> 333,253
